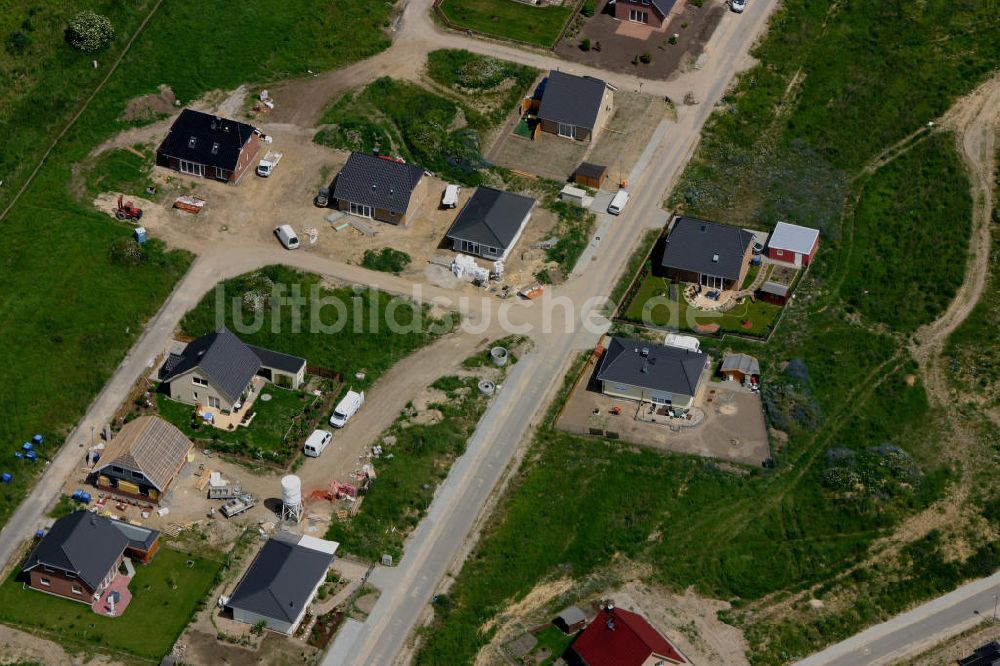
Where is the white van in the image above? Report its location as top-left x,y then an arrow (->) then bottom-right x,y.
329,390 -> 364,428
274,224 -> 300,249
442,184 -> 460,209
303,429 -> 332,457
608,190 -> 630,215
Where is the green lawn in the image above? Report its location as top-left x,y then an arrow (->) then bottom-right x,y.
326,373 -> 493,561
840,132 -> 972,331
0,0 -> 394,530
155,388 -> 313,461
179,266 -> 451,391
530,625 -> 576,664
623,272 -> 781,337
84,145 -> 156,199
540,199 -> 596,281
437,0 -> 574,48
0,548 -> 220,662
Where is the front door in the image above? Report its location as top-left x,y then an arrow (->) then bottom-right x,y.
558,123 -> 574,138
464,240 -> 481,255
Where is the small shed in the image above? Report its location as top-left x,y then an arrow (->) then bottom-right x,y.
757,280 -> 790,306
554,605 -> 587,634
573,162 -> 608,189
720,353 -> 760,384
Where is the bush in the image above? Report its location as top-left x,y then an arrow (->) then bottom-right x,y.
66,11 -> 115,53
580,37 -> 591,51
109,237 -> 143,266
361,247 -> 412,275
640,51 -> 652,63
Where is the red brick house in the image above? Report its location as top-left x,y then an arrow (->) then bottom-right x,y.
612,0 -> 682,29
22,511 -> 160,603
569,604 -> 687,666
156,109 -> 263,184
766,221 -> 820,267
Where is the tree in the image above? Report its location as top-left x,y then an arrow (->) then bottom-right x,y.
580,37 -> 591,51
66,11 -> 114,53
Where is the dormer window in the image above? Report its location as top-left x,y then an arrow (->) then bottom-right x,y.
188,136 -> 197,149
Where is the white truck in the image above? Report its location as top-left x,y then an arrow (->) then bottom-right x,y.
329,390 -> 364,428
303,429 -> 333,457
256,151 -> 283,177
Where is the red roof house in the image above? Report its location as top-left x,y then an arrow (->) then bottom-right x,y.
570,605 -> 687,666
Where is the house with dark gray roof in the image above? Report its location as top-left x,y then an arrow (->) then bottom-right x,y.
537,71 -> 614,143
22,511 -> 160,603
156,109 -> 263,184
227,537 -> 337,634
331,152 -> 427,225
159,326 -> 306,414
445,187 -> 536,261
597,336 -> 708,410
613,0 -> 681,30
90,416 -> 192,504
660,217 -> 757,290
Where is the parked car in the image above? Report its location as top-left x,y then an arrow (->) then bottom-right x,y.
752,240 -> 764,254
315,187 -> 330,208
442,184 -> 460,209
608,189 -> 630,215
731,0 -> 747,12
329,390 -> 364,428
303,429 -> 333,457
274,224 -> 300,250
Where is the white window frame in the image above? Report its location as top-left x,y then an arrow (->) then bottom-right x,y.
40,577 -> 51,586
192,377 -> 209,387
208,396 -> 221,409
179,160 -> 205,177
72,585 -> 83,595
558,123 -> 574,138
629,9 -> 648,23
349,202 -> 373,218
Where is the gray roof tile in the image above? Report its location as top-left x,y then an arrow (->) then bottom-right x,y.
445,187 -> 536,249
332,152 -> 424,215
228,539 -> 333,623
597,336 -> 707,396
23,511 -> 129,590
537,71 -> 608,131
660,217 -> 756,281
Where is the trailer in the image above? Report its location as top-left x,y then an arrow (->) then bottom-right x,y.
208,483 -> 243,500
220,494 -> 255,518
173,195 -> 206,214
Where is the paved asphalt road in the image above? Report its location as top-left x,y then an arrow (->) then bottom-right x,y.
324,1 -> 784,664
796,573 -> 1000,666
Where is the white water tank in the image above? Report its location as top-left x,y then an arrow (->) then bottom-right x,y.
281,475 -> 302,507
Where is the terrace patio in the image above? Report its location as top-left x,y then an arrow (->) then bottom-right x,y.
92,567 -> 133,617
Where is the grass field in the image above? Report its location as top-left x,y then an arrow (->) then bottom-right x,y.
316,57 -> 535,186
0,0 -> 394,531
178,266 -> 451,392
0,547 -> 219,661
437,0 -> 574,48
840,133 -> 972,331
418,0 -> 1000,662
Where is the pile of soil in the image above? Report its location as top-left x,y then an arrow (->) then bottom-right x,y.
122,84 -> 177,122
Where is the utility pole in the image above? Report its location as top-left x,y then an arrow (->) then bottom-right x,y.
993,592 -> 998,623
